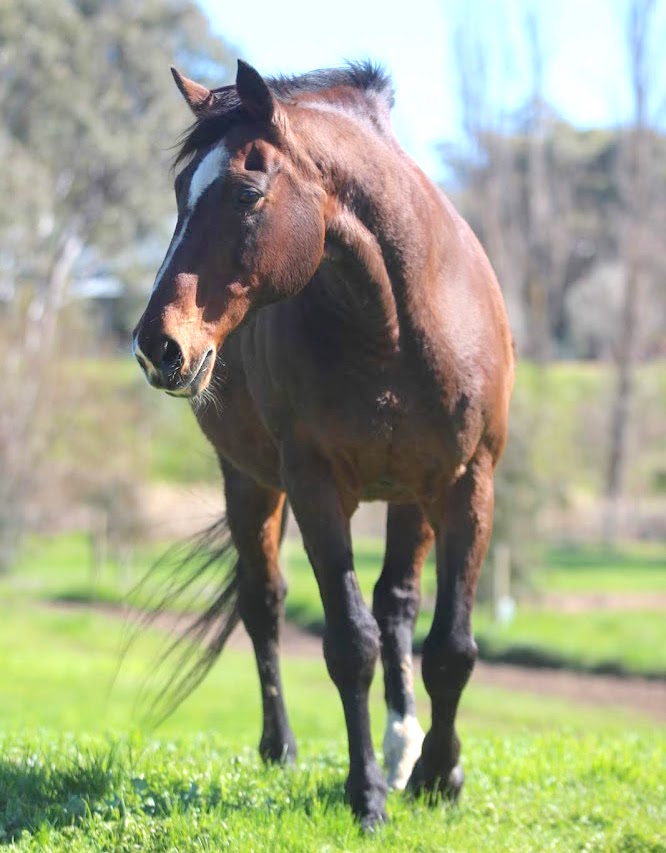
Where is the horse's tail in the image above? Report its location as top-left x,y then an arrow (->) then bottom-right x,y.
126,515 -> 241,725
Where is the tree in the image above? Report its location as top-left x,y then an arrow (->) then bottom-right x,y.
0,0 -> 236,568
604,0 -> 664,539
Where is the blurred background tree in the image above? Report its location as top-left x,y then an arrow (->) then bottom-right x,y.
0,0 -> 663,586
0,0 -> 236,569
442,0 -> 665,584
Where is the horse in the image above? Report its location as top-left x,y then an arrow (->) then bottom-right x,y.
132,59 -> 514,829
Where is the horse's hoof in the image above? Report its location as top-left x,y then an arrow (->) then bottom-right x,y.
346,764 -> 388,829
406,759 -> 464,804
360,809 -> 388,833
447,763 -> 465,801
259,731 -> 297,765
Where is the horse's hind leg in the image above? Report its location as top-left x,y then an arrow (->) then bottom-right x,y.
407,448 -> 494,801
373,503 -> 433,790
223,461 -> 296,763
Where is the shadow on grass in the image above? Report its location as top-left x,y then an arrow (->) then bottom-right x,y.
0,744 -> 347,845
0,748 -> 115,843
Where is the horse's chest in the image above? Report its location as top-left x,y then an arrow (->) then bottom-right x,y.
202,337 -> 474,503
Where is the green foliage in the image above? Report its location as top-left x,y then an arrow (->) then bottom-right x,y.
1,733 -> 664,851
0,0 -> 236,569
47,356 -> 666,495
0,0 -> 235,279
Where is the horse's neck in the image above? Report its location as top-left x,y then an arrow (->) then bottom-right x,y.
308,124 -> 449,365
303,223 -> 400,367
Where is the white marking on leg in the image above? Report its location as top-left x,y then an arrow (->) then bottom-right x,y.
150,143 -> 229,295
383,709 -> 425,791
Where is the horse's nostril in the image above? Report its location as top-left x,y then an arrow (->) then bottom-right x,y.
159,335 -> 183,373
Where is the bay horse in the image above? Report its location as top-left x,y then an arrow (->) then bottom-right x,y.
132,59 -> 514,829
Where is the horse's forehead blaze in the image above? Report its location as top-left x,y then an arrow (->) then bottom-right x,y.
186,143 -> 230,209
150,143 -> 230,298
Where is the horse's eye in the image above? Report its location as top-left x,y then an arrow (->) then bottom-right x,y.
238,187 -> 263,206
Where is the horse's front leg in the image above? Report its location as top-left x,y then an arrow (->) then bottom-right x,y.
408,448 -> 494,801
223,461 -> 296,763
281,445 -> 387,830
373,503 -> 433,790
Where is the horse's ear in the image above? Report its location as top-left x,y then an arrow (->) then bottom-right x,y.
171,67 -> 215,115
236,60 -> 281,126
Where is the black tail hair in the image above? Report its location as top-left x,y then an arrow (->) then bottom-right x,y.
122,515 -> 240,726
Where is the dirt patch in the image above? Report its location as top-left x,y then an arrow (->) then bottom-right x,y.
470,660 -> 666,720
526,591 -> 666,612
47,600 -> 666,723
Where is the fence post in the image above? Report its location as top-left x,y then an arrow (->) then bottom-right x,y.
493,542 -> 515,624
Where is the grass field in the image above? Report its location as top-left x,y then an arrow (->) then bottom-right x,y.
8,360 -> 660,848
3,731 -> 663,851
282,540 -> 666,677
0,599 -> 664,851
540,543 -> 666,592
9,534 -> 666,678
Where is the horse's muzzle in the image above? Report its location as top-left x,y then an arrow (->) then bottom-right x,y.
132,334 -> 214,398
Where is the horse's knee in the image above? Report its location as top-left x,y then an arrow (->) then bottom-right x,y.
372,577 -> 420,631
238,574 -> 287,638
421,632 -> 478,699
323,609 -> 380,689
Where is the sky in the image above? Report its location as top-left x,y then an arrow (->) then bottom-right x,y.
198,0 -> 663,181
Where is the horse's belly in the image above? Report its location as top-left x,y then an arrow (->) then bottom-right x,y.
318,396 -> 474,506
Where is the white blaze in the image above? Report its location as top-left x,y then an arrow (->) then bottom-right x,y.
150,143 -> 229,295
187,144 -> 229,208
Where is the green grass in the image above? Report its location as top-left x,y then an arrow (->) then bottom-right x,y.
468,609 -> 666,676
540,542 -> 666,593
0,598 -> 664,850
283,539 -> 666,677
7,532 -> 666,678
1,602 -> 648,739
2,732 -> 664,851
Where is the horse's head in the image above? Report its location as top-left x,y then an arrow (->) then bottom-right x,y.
133,61 -> 326,397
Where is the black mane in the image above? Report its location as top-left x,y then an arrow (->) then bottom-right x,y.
268,61 -> 394,106
174,61 -> 394,167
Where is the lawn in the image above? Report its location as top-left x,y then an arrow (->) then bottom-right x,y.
2,732 -> 663,851
540,542 -> 666,593
5,360 -> 660,848
0,601 -> 664,850
283,539 -> 666,676
9,533 -> 666,678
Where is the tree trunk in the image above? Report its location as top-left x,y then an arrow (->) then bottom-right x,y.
0,231 -> 83,571
603,0 -> 654,542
